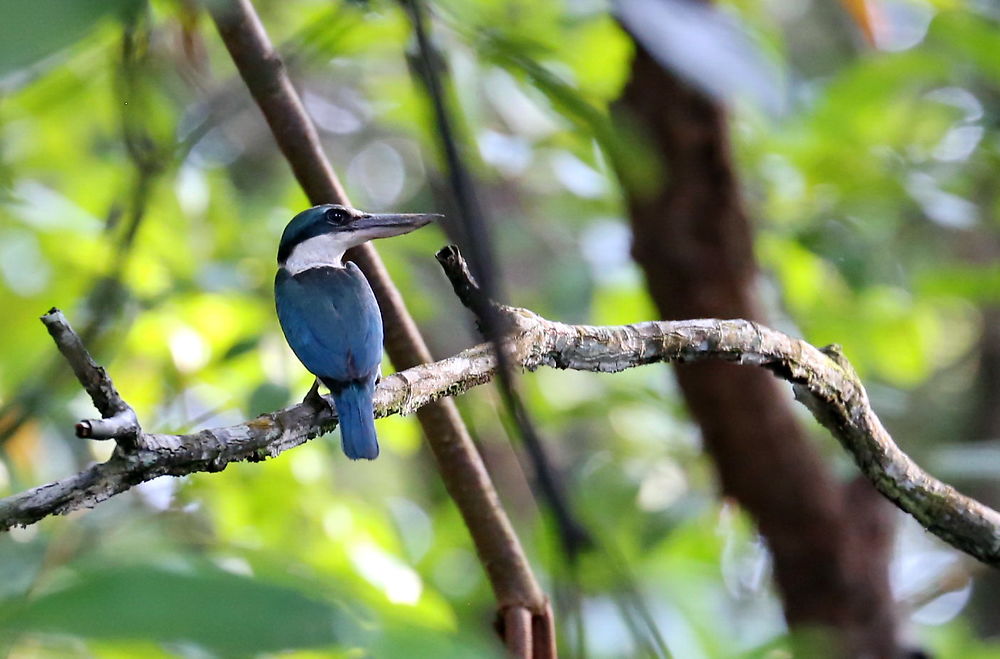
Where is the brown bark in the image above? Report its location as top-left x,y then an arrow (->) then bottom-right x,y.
616,42 -> 901,656
206,3 -> 550,655
965,229 -> 1000,636
969,307 -> 1000,635
973,308 -> 1000,443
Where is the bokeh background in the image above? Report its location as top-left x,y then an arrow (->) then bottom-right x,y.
1,0 -> 999,656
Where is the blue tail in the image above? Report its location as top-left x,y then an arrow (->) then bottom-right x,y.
328,381 -> 379,460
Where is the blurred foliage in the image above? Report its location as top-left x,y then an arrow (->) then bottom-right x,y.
1,0 -> 1000,656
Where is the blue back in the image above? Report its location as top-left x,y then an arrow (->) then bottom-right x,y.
274,263 -> 383,387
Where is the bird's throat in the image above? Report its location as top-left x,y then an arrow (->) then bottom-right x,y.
284,232 -> 352,274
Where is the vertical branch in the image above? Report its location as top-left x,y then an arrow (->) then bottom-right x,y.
205,2 -> 550,654
614,35 -> 900,656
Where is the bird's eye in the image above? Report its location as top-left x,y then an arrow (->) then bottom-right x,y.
324,208 -> 349,225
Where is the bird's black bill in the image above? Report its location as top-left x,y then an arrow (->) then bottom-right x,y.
355,213 -> 440,239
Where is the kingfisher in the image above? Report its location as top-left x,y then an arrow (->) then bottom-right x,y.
275,204 -> 437,460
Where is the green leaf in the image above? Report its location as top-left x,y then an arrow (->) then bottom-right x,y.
246,381 -> 292,417
918,263 -> 1000,303
0,0 -> 141,77
0,564 -> 359,653
481,39 -> 665,197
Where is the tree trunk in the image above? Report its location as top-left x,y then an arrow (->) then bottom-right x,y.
615,41 -> 902,657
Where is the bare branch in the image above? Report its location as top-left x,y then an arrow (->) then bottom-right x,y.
40,309 -> 139,444
6,246 -> 1000,570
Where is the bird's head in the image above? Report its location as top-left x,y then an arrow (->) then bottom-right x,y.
278,204 -> 439,271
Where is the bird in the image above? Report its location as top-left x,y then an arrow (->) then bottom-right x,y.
274,204 -> 437,460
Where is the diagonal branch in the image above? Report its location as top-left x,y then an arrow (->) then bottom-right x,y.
4,246 -> 1000,570
205,1 -> 550,650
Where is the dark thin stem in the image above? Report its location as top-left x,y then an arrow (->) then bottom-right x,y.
438,242 -> 665,648
403,0 -> 591,563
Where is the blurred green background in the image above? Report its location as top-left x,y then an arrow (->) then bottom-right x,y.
1,0 -> 1000,656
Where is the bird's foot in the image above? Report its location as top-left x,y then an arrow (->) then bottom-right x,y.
302,379 -> 334,415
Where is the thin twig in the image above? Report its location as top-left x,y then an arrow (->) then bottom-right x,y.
40,311 -> 139,445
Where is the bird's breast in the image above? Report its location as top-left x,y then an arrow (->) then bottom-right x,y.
275,264 -> 384,383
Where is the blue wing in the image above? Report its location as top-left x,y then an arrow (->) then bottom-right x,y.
275,263 -> 384,385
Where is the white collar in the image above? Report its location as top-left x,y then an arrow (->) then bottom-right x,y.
283,232 -> 352,274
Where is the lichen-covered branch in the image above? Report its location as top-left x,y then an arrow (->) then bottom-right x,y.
4,248 -> 1000,568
